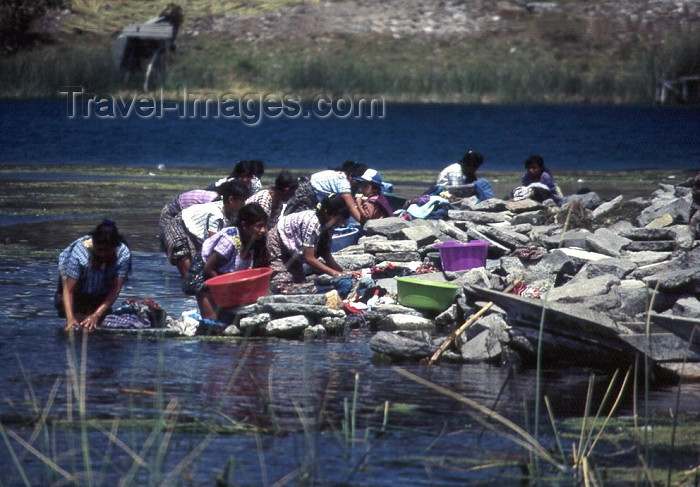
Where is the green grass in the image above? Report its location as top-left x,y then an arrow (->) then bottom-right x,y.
3,24 -> 697,102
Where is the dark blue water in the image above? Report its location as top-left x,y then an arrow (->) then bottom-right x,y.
1,99 -> 699,170
2,99 -> 700,484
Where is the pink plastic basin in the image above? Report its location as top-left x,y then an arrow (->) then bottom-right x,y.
435,240 -> 490,271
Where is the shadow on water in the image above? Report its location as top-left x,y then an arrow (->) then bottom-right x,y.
0,252 -> 699,485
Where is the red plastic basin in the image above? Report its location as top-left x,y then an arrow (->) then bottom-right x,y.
205,267 -> 272,308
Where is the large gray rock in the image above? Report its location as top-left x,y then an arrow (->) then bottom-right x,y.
333,253 -> 375,270
591,195 -> 624,220
364,239 -> 418,253
448,209 -> 509,224
363,303 -> 428,323
624,251 -> 672,267
614,280 -> 652,319
450,267 -> 496,288
509,209 -> 549,226
369,331 -> 436,359
548,274 -> 620,303
238,312 -> 271,335
585,228 -> 632,257
623,240 -> 676,252
303,324 -> 327,340
320,316 -> 346,335
458,313 -> 510,362
434,304 -> 460,330
258,295 -> 327,305
258,303 -> 346,319
437,219 -> 471,241
377,314 -> 437,332
400,224 -> 441,247
373,252 -> 422,262
637,195 -> 692,226
620,228 -> 677,241
668,296 -> 700,319
474,225 -> 530,249
562,191 -> 603,210
474,198 -> 509,212
506,199 -> 544,214
363,217 -> 411,238
643,268 -> 700,292
541,229 -> 591,251
579,258 -> 637,279
265,315 -> 312,338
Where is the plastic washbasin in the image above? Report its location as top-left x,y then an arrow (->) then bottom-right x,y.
395,277 -> 460,312
205,267 -> 272,308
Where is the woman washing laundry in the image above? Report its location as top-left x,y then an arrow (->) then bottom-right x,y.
435,150 -> 495,203
192,203 -> 269,320
56,220 -> 132,331
354,168 -> 393,222
512,154 -> 563,205
283,160 -> 368,223
267,194 -> 361,295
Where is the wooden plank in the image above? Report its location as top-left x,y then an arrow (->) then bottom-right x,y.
119,23 -> 174,39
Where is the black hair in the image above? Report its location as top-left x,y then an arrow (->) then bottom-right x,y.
91,219 -> 126,248
251,160 -> 265,178
237,202 -> 268,227
525,154 -> 550,174
460,150 -> 484,167
273,170 -> 299,192
228,160 -> 256,178
318,193 -> 350,221
219,179 -> 251,201
335,160 -> 368,178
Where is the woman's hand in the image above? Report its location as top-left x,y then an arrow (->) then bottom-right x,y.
63,318 -> 80,331
335,270 -> 362,278
80,313 -> 101,331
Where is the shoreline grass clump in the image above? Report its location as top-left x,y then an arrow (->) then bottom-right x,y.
1,27 -> 698,103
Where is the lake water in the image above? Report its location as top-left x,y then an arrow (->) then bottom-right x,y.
1,100 -> 699,485
1,99 -> 699,171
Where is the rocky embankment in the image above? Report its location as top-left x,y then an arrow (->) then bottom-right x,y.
163,175 -> 700,380
190,0 -> 700,48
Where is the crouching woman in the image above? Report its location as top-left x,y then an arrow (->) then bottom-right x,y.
268,194 -> 360,295
195,203 -> 269,320
57,220 -> 132,331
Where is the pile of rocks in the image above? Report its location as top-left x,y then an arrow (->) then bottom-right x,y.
193,180 -> 699,374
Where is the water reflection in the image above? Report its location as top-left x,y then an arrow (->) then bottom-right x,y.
0,252 -> 698,485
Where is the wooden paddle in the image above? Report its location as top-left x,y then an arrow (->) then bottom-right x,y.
427,275 -> 525,366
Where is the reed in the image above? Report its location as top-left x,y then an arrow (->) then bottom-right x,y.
0,32 -> 664,103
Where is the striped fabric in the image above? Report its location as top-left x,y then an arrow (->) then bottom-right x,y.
58,236 -> 131,295
180,200 -> 227,243
201,227 -> 252,274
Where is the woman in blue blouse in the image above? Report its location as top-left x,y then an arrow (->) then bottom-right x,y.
57,220 -> 132,331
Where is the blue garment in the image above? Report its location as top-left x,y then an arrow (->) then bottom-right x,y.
473,178 -> 495,202
58,236 -> 131,296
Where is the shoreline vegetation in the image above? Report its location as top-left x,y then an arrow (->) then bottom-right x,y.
0,164 -> 695,256
1,0 -> 699,102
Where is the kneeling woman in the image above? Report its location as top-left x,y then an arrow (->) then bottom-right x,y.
57,220 -> 132,331
268,194 -> 360,295
195,203 -> 268,320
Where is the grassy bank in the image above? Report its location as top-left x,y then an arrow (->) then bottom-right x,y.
0,33 -> 662,102
2,0 -> 700,102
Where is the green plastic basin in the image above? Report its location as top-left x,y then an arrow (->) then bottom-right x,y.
395,277 -> 460,312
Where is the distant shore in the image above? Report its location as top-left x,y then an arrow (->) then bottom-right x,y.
0,165 -> 696,258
